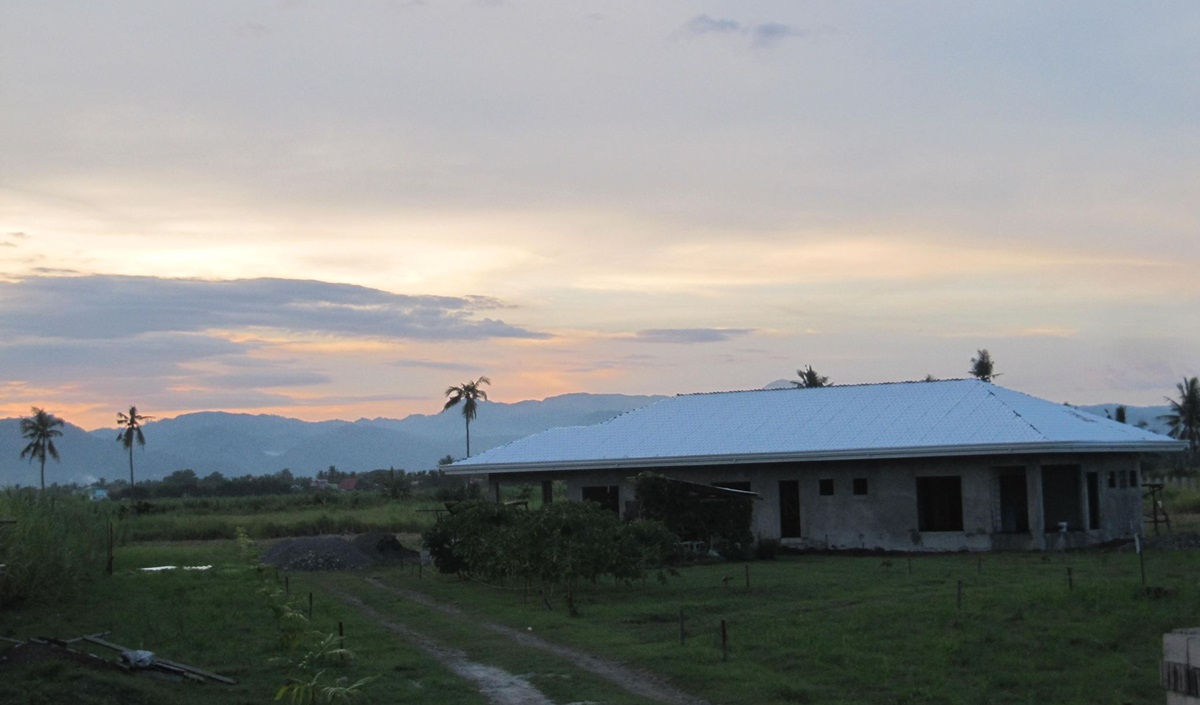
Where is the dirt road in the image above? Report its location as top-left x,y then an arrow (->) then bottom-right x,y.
328,577 -> 710,705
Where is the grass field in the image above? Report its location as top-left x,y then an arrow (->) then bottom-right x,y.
0,540 -> 487,705
5,482 -> 1200,704
348,548 -> 1196,705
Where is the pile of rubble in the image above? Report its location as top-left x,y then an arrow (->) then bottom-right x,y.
261,533 -> 422,571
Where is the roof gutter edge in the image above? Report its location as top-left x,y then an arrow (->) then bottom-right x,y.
444,440 -> 1188,475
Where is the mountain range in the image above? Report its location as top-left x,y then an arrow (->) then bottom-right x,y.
0,393 -> 667,487
0,389 -> 1176,488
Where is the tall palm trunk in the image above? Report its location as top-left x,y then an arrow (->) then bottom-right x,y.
128,446 -> 135,487
465,418 -> 471,457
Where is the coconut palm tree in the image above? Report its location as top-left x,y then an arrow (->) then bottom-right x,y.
969,349 -> 998,382
19,407 -> 64,491
792,365 -> 829,388
1161,377 -> 1200,455
443,376 -> 490,457
117,405 -> 153,488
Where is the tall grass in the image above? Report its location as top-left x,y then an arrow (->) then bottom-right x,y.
0,489 -> 111,606
117,494 -> 438,541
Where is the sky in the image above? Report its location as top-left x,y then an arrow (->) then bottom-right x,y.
1,1 -> 1198,431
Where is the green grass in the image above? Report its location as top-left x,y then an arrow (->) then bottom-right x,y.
0,540 -> 485,705
351,549 -> 1199,705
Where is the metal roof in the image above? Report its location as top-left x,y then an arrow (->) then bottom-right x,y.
448,379 -> 1186,474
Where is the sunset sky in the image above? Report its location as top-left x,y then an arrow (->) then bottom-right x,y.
2,2 -> 1198,431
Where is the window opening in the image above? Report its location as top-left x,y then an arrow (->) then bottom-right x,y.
916,476 -> 963,531
581,485 -> 619,513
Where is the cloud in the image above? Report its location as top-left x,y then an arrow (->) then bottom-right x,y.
2,232 -> 28,248
681,14 -> 742,36
391,359 -> 478,372
752,22 -> 804,46
627,328 -> 755,344
201,370 -> 332,389
678,15 -> 811,46
0,275 -> 548,342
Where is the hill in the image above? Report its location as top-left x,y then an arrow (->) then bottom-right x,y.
0,393 -> 665,487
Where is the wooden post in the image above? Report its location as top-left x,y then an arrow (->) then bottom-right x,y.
285,575 -> 290,595
744,563 -> 750,590
907,557 -> 912,575
977,555 -> 982,574
720,619 -> 728,661
1139,546 -> 1146,587
956,580 -> 963,609
1067,567 -> 1073,591
106,520 -> 114,576
679,607 -> 685,646
338,621 -> 344,656
308,592 -> 313,620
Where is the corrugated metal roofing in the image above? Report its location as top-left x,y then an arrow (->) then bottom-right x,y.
449,379 -> 1185,472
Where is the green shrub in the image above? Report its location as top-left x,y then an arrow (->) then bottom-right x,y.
0,489 -> 110,606
422,500 -> 679,614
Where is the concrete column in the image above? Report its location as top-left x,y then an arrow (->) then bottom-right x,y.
1027,464 -> 1046,549
1078,465 -> 1090,533
488,476 -> 501,503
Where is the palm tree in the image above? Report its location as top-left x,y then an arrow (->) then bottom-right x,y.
443,376 -> 490,457
116,405 -> 153,488
1161,377 -> 1200,455
792,366 -> 829,388
19,407 -> 64,491
969,349 -> 998,382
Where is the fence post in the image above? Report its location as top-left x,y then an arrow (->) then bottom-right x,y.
679,607 -> 685,646
720,619 -> 728,661
744,564 -> 750,590
1067,567 -> 1073,591
308,592 -> 313,620
956,580 -> 963,609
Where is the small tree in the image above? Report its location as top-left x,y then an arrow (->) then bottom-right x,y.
1162,377 -> 1200,457
19,407 -> 64,491
969,349 -> 998,382
792,365 -> 829,388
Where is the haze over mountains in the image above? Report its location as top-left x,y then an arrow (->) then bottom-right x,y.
0,389 -> 1175,488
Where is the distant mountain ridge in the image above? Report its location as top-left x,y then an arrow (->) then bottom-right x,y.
0,392 -> 1177,488
0,393 -> 666,487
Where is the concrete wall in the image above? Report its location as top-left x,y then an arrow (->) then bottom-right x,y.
487,452 -> 1145,552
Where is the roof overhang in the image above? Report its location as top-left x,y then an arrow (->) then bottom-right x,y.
445,440 -> 1188,475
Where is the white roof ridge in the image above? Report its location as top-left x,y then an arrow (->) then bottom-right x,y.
984,387 -> 1049,441
676,377 -> 979,398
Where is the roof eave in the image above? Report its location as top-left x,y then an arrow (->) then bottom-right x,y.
444,440 -> 1188,475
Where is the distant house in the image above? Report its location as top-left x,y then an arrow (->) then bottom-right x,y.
85,487 -> 109,501
447,380 -> 1186,552
338,478 -> 359,491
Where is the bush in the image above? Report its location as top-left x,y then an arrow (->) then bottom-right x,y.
0,489 -> 110,606
422,500 -> 678,614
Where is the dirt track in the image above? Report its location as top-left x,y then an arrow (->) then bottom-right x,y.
328,577 -> 710,705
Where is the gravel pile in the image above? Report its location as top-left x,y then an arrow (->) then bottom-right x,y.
262,536 -> 376,571
350,532 -> 421,564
